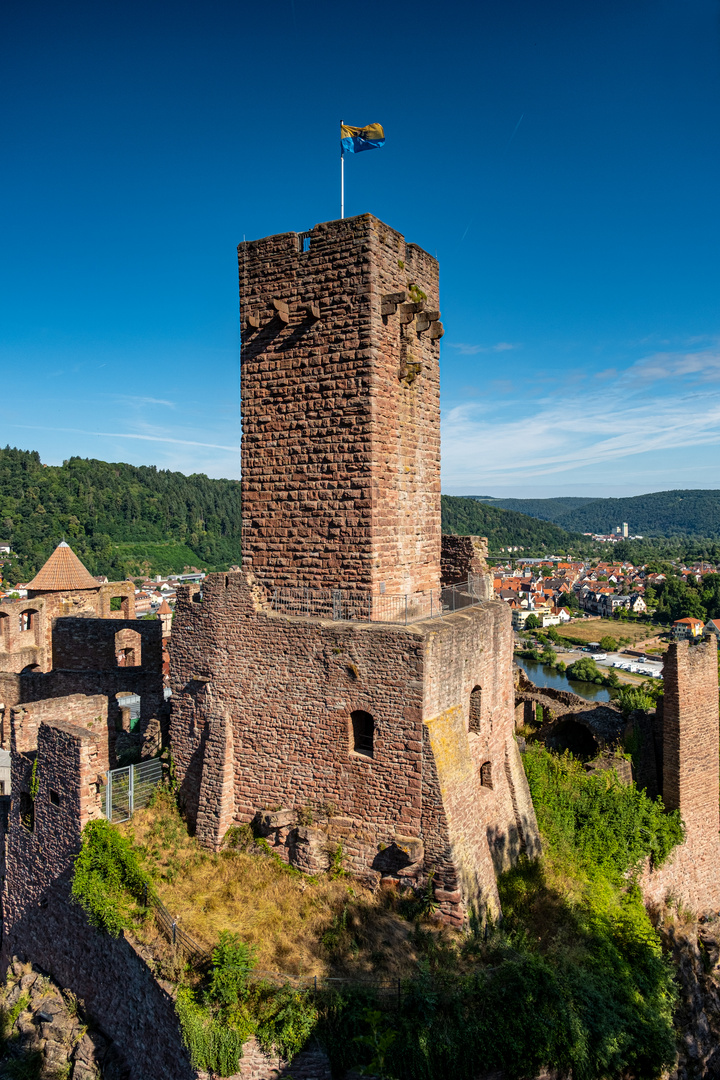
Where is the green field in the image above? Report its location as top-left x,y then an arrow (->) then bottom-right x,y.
555,619 -> 666,647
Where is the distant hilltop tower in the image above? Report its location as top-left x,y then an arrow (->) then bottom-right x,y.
238,214 -> 443,597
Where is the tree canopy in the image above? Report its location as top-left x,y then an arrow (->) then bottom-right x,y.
0,446 -> 241,582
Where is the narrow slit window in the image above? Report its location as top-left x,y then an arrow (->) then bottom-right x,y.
480,761 -> 493,789
351,710 -> 374,758
469,686 -> 482,733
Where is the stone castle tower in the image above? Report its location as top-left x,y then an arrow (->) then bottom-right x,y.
643,639 -> 720,913
170,214 -> 540,925
239,215 -> 442,596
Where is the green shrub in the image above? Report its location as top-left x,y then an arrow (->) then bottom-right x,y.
71,819 -> 149,937
175,987 -> 250,1076
614,685 -> 657,718
208,932 -> 256,1008
522,744 -> 684,878
253,983 -> 319,1059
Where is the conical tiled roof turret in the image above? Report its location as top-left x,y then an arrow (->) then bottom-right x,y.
25,542 -> 100,593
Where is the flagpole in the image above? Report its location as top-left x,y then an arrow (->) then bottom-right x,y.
340,120 -> 344,219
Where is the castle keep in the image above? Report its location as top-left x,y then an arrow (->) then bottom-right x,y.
170,215 -> 541,924
239,214 -> 442,596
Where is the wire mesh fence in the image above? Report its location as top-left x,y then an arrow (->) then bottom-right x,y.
270,579 -> 485,624
101,757 -> 163,824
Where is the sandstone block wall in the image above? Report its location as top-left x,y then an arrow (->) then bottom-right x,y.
170,570 -> 539,924
643,640 -> 720,914
239,215 -> 441,597
0,582 -> 138,675
0,596 -> 52,673
52,616 -> 162,673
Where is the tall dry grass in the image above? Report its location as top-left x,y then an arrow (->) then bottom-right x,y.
122,792 -> 427,979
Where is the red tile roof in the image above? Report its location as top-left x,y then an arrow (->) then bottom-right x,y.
25,542 -> 100,592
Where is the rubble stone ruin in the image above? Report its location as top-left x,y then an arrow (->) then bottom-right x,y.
170,214 -> 541,925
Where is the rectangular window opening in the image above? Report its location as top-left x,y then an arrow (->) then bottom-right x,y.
49,790 -> 61,807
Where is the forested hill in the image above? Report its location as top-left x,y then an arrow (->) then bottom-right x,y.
441,496 -> 583,554
0,447 -> 241,583
475,490 -> 720,538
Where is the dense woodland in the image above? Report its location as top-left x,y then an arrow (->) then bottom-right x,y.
441,496 -> 591,555
0,447 -> 242,583
479,489 -> 720,538
2,448 -> 719,585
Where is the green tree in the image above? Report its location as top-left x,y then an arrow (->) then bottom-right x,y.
524,614 -> 540,630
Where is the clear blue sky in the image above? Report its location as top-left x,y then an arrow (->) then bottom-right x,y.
3,0 -> 719,497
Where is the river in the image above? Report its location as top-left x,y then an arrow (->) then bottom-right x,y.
516,657 -> 612,703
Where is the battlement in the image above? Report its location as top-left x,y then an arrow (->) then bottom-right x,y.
239,214 -> 442,597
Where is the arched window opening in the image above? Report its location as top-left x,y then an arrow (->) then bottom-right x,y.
480,761 -> 493,789
19,609 -> 38,633
351,710 -> 374,758
469,686 -> 482,733
0,612 -> 8,643
20,664 -> 40,674
115,628 -> 142,668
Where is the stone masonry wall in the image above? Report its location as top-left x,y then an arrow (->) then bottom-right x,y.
0,697 -> 195,1080
0,582 -> 138,675
239,214 -> 441,597
170,570 -> 539,924
0,693 -> 327,1080
643,640 -> 720,914
0,596 -> 51,673
441,535 -> 490,588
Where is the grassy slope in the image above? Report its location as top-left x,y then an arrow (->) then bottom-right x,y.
106,766 -> 683,1080
123,794 -> 426,980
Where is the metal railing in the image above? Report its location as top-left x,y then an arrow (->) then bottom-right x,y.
270,579 -> 485,625
101,757 -> 163,824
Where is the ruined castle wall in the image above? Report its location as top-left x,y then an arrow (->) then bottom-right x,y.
171,573 -> 539,923
1,709 -> 194,1080
421,601 -> 540,895
52,617 -> 162,673
96,581 -> 136,619
171,573 -> 427,871
643,640 -> 720,914
0,596 -> 51,672
239,215 -> 441,596
1,584 -> 139,675
440,535 -> 491,592
4,706 -> 108,928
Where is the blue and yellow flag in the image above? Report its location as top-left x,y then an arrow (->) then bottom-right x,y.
341,123 -> 385,155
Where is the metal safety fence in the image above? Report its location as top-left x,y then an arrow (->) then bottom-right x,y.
101,757 -> 163,824
270,578 -> 485,625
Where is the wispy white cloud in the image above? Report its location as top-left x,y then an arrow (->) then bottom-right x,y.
442,344 -> 720,488
446,342 -> 521,356
112,395 -> 177,408
8,423 -> 238,453
628,348 -> 720,383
